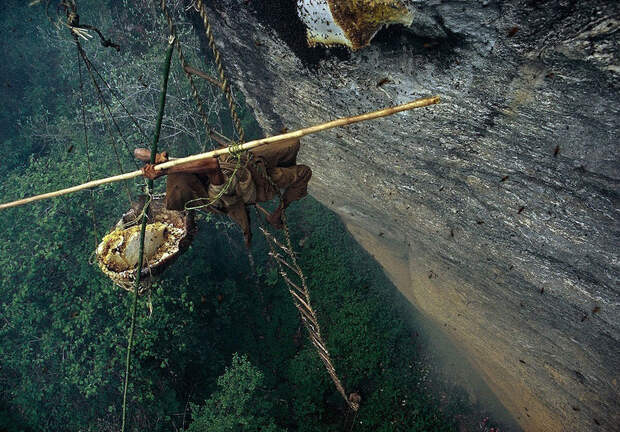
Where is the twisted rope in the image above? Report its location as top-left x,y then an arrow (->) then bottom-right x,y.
196,0 -> 245,143
157,0 -> 251,209
259,217 -> 359,412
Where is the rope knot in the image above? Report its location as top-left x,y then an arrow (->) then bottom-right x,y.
227,141 -> 243,159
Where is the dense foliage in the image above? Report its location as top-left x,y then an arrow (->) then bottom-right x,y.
0,1 -> 477,431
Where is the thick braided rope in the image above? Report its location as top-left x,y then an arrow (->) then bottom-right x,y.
260,220 -> 359,412
159,0 -> 217,150
196,0 -> 245,143
279,214 -> 355,410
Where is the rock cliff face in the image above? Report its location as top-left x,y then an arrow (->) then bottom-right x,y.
192,1 -> 619,430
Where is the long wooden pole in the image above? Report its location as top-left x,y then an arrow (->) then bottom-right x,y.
157,95 -> 440,170
0,96 -> 439,210
120,35 -> 175,432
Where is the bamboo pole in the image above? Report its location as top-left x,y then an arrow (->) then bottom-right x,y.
157,95 -> 440,171
0,95 -> 439,210
121,35 -> 175,432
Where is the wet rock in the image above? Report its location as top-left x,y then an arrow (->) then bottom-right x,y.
193,1 -> 619,430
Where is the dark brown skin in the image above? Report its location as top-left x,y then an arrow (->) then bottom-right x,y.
135,148 -> 224,185
265,202 -> 284,229
135,147 -> 291,247
134,148 -> 168,163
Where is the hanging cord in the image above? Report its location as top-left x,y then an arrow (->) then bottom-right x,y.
196,0 -> 245,143
74,39 -> 135,205
159,0 -> 219,150
62,0 -> 134,206
120,36 -> 175,432
81,53 -> 150,143
76,43 -> 140,171
56,0 -> 150,159
75,35 -> 99,248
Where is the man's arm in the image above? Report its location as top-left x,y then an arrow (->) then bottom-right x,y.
135,148 -> 224,184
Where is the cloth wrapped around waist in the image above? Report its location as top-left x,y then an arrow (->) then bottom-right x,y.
207,154 -> 257,208
165,138 -> 300,211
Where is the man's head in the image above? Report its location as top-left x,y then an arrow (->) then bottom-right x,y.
134,148 -> 168,164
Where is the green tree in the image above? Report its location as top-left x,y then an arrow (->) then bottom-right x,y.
188,353 -> 284,432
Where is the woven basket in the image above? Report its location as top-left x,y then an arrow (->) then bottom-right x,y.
96,197 -> 196,291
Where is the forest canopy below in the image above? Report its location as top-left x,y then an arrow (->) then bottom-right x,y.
0,1 -> 502,431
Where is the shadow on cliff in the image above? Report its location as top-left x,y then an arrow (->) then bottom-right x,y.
248,0 -> 463,70
372,22 -> 464,65
248,0 -> 350,67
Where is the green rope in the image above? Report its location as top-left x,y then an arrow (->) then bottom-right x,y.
182,141 -> 243,211
120,35 -> 175,432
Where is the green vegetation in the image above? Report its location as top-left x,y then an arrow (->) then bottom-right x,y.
0,1 -> 468,431
187,354 -> 283,432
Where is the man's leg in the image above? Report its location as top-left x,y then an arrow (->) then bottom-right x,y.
166,173 -> 209,211
265,164 -> 312,228
250,138 -> 300,169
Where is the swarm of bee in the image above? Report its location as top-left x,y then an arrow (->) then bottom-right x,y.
297,0 -> 413,50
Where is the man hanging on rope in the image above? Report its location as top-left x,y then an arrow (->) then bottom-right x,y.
135,138 -> 311,248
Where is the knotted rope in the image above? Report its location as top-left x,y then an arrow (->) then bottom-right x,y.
182,140 -> 244,211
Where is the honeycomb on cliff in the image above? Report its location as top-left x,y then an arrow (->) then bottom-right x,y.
297,0 -> 413,50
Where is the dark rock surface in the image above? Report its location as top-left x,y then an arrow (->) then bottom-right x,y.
191,1 -> 619,430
